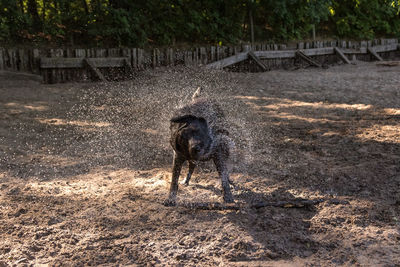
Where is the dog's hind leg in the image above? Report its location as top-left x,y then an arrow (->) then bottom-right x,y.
182,161 -> 196,186
213,152 -> 234,203
164,152 -> 185,206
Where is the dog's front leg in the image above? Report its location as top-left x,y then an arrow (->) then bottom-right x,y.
213,152 -> 234,203
164,152 -> 185,206
182,161 -> 196,186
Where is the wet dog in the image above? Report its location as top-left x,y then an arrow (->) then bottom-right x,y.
164,88 -> 234,206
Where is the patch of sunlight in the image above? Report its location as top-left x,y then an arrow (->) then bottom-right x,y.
264,102 -> 372,111
322,131 -> 341,137
383,108 -> 400,115
28,168 -> 169,197
141,128 -> 159,135
235,96 -> 373,111
265,111 -> 340,123
37,118 -> 112,127
329,6 -> 335,15
357,125 -> 400,143
4,102 -> 48,111
284,137 -> 307,144
128,169 -> 170,189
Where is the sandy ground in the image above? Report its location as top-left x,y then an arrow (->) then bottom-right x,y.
0,62 -> 399,266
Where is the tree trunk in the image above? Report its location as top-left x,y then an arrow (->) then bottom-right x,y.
42,0 -> 46,21
27,0 -> 41,32
312,24 -> 316,40
82,0 -> 89,15
18,0 -> 24,13
249,4 -> 254,45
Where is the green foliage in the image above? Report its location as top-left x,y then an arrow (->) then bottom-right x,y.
87,4 -> 148,46
254,0 -> 332,41
0,0 -> 399,46
0,0 -> 29,42
330,0 -> 400,39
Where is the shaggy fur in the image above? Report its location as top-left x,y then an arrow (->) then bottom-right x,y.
164,90 -> 234,206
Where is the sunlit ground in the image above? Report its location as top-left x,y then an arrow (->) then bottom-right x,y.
0,62 -> 399,265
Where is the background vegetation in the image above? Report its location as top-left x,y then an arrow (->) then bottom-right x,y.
0,0 -> 399,47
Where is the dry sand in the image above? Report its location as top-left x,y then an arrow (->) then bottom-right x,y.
0,62 -> 399,266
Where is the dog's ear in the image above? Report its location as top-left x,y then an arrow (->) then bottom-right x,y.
197,117 -> 208,128
170,115 -> 198,124
171,115 -> 208,128
170,115 -> 208,136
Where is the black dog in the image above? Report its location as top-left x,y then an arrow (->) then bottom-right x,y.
164,88 -> 234,206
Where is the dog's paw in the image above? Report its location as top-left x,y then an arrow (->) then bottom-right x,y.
181,179 -> 190,186
163,198 -> 177,207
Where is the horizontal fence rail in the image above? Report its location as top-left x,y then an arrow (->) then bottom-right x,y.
0,38 -> 399,83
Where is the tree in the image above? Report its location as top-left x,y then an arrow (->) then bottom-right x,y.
0,0 -> 399,46
330,0 -> 400,39
27,0 -> 41,32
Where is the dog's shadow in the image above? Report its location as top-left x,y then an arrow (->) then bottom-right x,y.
184,180 -> 312,209
176,182 -> 320,261
190,183 -> 222,197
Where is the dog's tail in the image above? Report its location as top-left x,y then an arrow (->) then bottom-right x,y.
191,87 -> 202,101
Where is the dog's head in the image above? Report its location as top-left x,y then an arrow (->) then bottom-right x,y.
170,115 -> 212,160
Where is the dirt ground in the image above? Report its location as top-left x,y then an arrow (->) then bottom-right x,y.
0,61 -> 399,266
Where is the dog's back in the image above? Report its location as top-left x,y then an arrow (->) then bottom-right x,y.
172,89 -> 227,136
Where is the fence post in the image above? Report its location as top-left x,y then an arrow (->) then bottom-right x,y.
18,49 -> 29,72
193,48 -> 198,65
210,46 -> 216,62
243,44 -> 251,52
137,48 -> 144,70
184,51 -> 193,66
0,48 -> 4,70
130,48 -> 136,70
200,47 -> 207,64
152,48 -> 161,68
50,49 -> 65,83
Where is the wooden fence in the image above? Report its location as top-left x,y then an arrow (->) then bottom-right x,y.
0,38 -> 399,83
